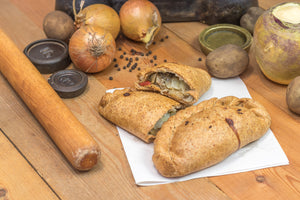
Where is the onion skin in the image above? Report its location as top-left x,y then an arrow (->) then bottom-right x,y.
253,2 -> 300,85
75,4 -> 120,39
69,25 -> 116,73
119,0 -> 162,47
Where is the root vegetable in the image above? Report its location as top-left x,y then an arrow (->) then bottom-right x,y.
240,7 -> 265,34
43,10 -> 75,42
286,76 -> 300,115
253,2 -> 300,85
205,44 -> 249,78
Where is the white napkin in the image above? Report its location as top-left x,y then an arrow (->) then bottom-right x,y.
109,77 -> 289,186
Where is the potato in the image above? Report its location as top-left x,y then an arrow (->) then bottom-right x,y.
43,10 -> 75,42
240,7 -> 265,34
286,76 -> 300,115
205,44 -> 249,78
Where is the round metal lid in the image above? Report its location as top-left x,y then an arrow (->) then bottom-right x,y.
48,69 -> 88,98
24,38 -> 71,74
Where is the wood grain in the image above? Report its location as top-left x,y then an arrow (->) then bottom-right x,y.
0,129 -> 59,200
1,0 -> 300,199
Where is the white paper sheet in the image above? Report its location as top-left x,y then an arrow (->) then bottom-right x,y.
109,77 -> 289,186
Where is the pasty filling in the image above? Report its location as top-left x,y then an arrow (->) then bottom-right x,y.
148,108 -> 177,136
147,72 -> 194,102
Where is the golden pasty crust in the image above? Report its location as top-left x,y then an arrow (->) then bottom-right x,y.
135,62 -> 211,105
153,96 -> 271,177
98,88 -> 182,143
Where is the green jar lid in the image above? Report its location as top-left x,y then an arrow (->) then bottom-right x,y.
199,24 -> 253,55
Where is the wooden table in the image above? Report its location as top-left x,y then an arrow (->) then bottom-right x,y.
1,0 -> 299,199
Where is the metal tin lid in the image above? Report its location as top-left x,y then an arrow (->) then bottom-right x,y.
48,69 -> 88,98
199,24 -> 252,55
24,38 -> 71,74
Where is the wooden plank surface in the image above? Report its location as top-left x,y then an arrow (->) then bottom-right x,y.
1,0 -> 300,199
0,128 -> 59,200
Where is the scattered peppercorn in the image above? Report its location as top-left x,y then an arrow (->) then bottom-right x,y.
123,52 -> 126,55
123,66 -> 126,69
129,69 -> 132,72
135,57 -> 139,61
154,63 -> 157,66
164,59 -> 167,62
120,55 -> 124,59
198,57 -> 202,61
117,68 -> 121,71
150,59 -> 153,63
114,64 -> 118,68
148,50 -> 152,55
160,38 -> 164,42
109,76 -> 113,80
153,55 -> 157,60
152,41 -> 156,45
129,58 -> 133,62
131,63 -> 137,69
125,57 -> 129,61
138,67 -> 141,70
113,58 -> 117,62
118,47 -> 122,51
165,35 -> 169,39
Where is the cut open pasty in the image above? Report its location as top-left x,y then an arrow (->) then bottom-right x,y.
98,88 -> 183,143
135,62 -> 211,106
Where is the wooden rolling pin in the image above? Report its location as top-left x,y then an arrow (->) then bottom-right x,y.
0,29 -> 100,171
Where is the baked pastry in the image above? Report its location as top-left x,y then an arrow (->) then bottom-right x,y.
98,88 -> 183,143
152,96 -> 271,177
135,62 -> 211,106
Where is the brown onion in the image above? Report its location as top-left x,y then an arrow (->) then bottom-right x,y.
69,25 -> 116,73
73,0 -> 120,39
119,0 -> 162,48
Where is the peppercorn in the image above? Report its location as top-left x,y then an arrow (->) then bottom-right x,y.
153,55 -> 157,60
113,58 -> 117,62
120,55 -> 124,59
109,76 -> 113,80
198,57 -> 202,61
114,64 -> 118,68
135,57 -> 139,61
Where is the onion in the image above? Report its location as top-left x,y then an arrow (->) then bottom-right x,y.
73,0 -> 120,39
69,25 -> 116,73
119,0 -> 162,48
